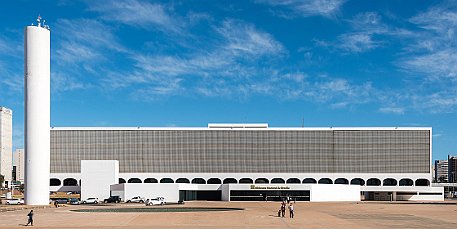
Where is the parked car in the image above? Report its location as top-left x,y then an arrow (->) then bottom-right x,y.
54,198 -> 69,204
104,196 -> 122,203
126,196 -> 144,203
6,198 -> 24,205
145,197 -> 165,206
82,197 -> 99,204
69,198 -> 80,205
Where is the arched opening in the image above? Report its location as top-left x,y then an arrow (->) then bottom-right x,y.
50,178 -> 61,186
255,178 -> 269,184
223,178 -> 237,184
302,178 -> 317,184
286,178 -> 301,184
335,178 -> 349,184
271,178 -> 285,184
350,178 -> 365,186
160,178 -> 174,183
63,178 -> 78,186
383,178 -> 397,186
128,178 -> 142,183
239,178 -> 253,184
207,178 -> 222,184
366,178 -> 381,186
415,179 -> 429,186
176,178 -> 190,183
119,178 -> 126,184
399,178 -> 413,186
144,178 -> 158,183
192,178 -> 206,184
318,178 -> 333,184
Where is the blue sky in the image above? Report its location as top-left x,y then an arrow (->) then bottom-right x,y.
0,0 -> 456,160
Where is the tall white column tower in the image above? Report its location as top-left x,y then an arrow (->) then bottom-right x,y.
24,16 -> 50,205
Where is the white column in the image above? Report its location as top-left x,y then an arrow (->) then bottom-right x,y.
24,25 -> 50,205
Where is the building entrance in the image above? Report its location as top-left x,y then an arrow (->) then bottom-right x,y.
180,190 -> 221,201
229,190 -> 310,201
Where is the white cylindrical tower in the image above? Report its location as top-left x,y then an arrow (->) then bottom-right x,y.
24,17 -> 50,205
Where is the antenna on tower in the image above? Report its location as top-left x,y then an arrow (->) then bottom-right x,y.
37,15 -> 41,27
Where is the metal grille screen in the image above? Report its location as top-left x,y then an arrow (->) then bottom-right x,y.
50,130 -> 430,173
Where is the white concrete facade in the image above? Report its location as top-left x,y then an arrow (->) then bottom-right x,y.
13,149 -> 24,183
111,183 -> 180,203
81,160 -> 119,201
24,21 -> 51,205
0,107 -> 12,187
110,183 -> 361,203
50,171 -> 443,202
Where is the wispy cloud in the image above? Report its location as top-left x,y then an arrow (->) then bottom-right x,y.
54,18 -> 125,63
51,18 -> 126,92
379,107 -> 405,114
101,19 -> 286,99
216,19 -> 285,57
336,12 -> 390,52
399,5 -> 457,81
337,33 -> 381,53
51,72 -> 88,93
87,0 -> 182,33
257,0 -> 345,18
400,49 -> 457,80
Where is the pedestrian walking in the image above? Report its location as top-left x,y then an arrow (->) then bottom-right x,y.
25,210 -> 34,226
289,203 -> 294,218
281,201 -> 286,217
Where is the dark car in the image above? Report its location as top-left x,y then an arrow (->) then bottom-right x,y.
54,198 -> 69,204
69,198 -> 80,205
104,196 -> 122,203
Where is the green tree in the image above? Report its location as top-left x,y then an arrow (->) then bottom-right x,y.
0,174 -> 4,188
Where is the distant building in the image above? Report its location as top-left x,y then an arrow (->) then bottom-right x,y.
435,160 -> 448,182
449,155 -> 457,183
13,149 -> 24,183
0,107 -> 13,187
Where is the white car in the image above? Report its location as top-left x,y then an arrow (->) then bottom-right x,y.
127,196 -> 145,203
6,198 -> 24,205
145,197 -> 165,206
82,197 -> 99,204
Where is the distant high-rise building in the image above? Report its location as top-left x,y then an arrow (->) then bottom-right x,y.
434,160 -> 448,183
0,107 -> 13,187
13,149 -> 24,183
449,155 -> 457,183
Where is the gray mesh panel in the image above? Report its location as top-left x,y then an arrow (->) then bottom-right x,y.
50,130 -> 430,173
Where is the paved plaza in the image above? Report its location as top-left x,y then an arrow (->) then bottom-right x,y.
0,201 -> 456,228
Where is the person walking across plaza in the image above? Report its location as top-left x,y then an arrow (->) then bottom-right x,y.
289,203 -> 294,218
25,210 -> 34,226
281,201 -> 286,217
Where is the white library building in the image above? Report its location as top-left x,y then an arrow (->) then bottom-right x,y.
48,124 -> 443,202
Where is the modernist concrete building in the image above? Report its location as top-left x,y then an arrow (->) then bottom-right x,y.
449,155 -> 457,183
49,124 -> 443,202
13,149 -> 25,183
435,159 -> 448,182
0,106 -> 12,188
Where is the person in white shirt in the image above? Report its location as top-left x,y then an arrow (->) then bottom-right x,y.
289,203 -> 294,218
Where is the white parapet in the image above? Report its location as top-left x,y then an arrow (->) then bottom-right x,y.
81,160 -> 119,201
24,24 -> 50,205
